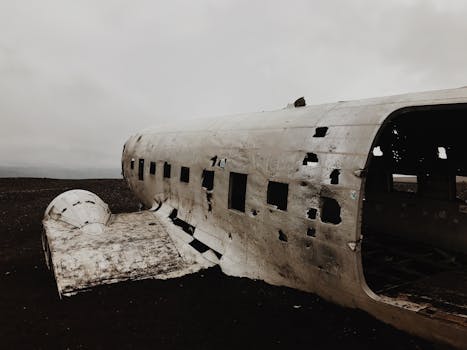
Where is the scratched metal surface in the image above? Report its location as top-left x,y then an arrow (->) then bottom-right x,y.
43,210 -> 210,297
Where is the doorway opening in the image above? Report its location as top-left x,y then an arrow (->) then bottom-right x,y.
361,104 -> 467,317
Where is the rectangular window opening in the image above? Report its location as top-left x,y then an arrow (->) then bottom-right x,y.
150,161 -> 156,175
163,162 -> 171,178
267,181 -> 289,211
138,159 -> 144,181
202,170 -> 215,191
228,172 -> 247,212
180,166 -> 190,183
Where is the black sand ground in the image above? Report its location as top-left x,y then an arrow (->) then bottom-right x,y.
0,178 -> 435,349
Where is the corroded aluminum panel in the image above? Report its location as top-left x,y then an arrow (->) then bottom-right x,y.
43,210 -> 214,297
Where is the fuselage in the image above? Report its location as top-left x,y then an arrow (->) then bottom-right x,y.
122,88 -> 467,348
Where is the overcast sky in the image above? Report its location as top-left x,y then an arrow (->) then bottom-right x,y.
1,0 -> 467,171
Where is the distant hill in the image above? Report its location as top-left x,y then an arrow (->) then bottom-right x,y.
0,165 -> 121,179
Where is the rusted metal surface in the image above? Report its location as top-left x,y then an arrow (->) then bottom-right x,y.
43,87 -> 467,348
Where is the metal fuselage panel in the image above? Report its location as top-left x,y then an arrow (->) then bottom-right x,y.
122,87 -> 467,348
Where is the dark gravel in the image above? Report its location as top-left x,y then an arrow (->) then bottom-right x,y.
0,178 -> 435,349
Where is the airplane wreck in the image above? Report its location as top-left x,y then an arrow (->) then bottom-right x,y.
43,87 -> 467,348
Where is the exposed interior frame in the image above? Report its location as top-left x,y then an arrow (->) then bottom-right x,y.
360,103 -> 467,319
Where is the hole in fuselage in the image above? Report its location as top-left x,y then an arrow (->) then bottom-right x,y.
320,197 -> 341,224
361,104 -> 467,319
303,152 -> 318,166
278,230 -> 288,242
202,170 -> 215,191
330,169 -> 340,185
307,228 -> 316,237
314,127 -> 328,137
307,208 -> 317,220
267,181 -> 289,211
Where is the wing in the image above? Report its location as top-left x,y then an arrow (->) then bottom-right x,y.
42,190 -> 218,297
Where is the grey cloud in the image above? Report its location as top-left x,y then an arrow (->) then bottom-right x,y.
1,0 -> 467,173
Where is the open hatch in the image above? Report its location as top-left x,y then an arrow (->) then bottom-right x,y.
362,104 -> 467,319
